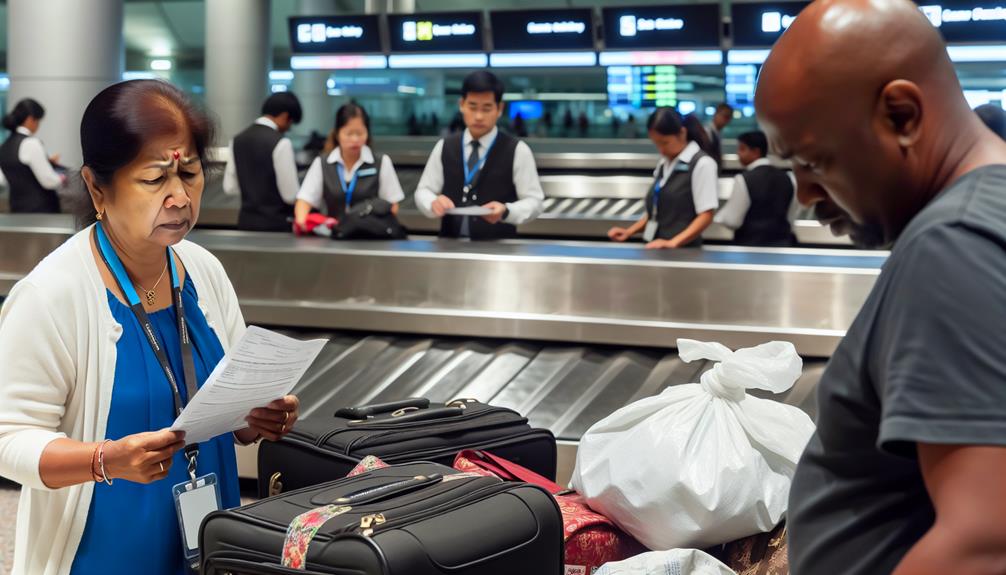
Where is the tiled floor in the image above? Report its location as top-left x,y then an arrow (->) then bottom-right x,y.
1,482 -> 17,575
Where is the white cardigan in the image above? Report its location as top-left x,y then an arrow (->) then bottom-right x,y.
0,226 -> 246,575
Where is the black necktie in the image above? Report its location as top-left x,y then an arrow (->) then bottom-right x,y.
467,140 -> 481,178
460,140 -> 481,238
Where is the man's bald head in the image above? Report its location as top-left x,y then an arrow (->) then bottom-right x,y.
756,0 -> 1001,247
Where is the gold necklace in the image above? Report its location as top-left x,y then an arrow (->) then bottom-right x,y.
135,262 -> 168,307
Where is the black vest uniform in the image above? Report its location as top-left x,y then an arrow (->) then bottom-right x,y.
320,155 -> 383,219
0,132 -> 59,213
735,165 -> 797,247
439,131 -> 519,240
645,151 -> 709,248
232,123 -> 294,232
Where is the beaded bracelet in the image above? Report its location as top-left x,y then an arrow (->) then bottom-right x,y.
96,440 -> 113,485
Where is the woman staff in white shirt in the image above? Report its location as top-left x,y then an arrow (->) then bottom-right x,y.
0,98 -> 65,213
294,103 -> 404,231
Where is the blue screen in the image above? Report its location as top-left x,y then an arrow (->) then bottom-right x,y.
509,101 -> 544,120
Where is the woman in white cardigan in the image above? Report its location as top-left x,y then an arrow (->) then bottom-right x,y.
0,80 -> 301,575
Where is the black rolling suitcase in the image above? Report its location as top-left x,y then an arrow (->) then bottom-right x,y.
258,398 -> 556,497
201,462 -> 564,575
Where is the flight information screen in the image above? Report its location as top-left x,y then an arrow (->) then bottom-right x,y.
289,15 -> 382,54
388,11 -> 485,52
602,4 -> 722,49
490,8 -> 595,51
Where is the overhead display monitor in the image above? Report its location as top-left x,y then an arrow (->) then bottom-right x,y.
490,8 -> 596,51
602,4 -> 722,49
289,15 -> 382,54
388,11 -> 485,53
916,0 -> 1006,43
730,2 -> 810,47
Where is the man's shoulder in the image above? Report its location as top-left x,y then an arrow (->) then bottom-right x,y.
900,165 -> 1006,248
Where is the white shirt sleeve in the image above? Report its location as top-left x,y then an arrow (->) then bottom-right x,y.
222,140 -> 239,196
690,155 -> 720,214
18,138 -> 62,190
414,139 -> 445,219
272,138 -> 300,205
296,157 -> 324,209
378,154 -> 405,204
786,172 -> 801,223
714,174 -> 752,230
504,141 -> 545,225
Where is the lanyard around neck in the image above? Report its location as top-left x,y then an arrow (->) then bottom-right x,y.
93,222 -> 197,420
463,134 -> 498,188
335,163 -> 359,207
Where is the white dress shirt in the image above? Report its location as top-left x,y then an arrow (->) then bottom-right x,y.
653,140 -> 720,215
297,145 -> 405,209
414,127 -> 545,225
714,157 -> 800,230
13,126 -> 62,190
223,117 -> 300,204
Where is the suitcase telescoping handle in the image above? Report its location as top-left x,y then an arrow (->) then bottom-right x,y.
334,473 -> 443,505
335,398 -> 431,420
348,407 -> 465,425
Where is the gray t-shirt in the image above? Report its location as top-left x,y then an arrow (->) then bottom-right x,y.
788,165 -> 1006,574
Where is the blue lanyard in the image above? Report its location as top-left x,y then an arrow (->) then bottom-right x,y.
336,163 -> 359,207
463,135 -> 497,188
652,163 -> 667,213
93,222 -> 201,470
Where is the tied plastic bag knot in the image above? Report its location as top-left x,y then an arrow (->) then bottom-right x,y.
679,339 -> 803,401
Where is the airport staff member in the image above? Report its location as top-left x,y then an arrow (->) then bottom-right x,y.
0,98 -> 65,213
757,1 -> 1006,574
295,102 -> 404,228
223,92 -> 303,232
608,107 -> 719,249
706,103 -> 734,164
714,130 -> 799,246
414,70 -> 544,240
0,80 -> 300,575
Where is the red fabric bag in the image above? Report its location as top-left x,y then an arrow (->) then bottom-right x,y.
452,450 -> 646,575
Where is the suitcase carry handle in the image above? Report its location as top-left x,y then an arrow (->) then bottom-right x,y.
334,473 -> 443,505
456,450 -> 565,495
348,407 -> 465,425
335,398 -> 431,420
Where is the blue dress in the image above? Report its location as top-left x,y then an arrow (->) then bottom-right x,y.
71,275 -> 240,575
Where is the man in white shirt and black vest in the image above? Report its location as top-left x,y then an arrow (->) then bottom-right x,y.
715,130 -> 799,246
415,70 -> 544,240
223,92 -> 303,232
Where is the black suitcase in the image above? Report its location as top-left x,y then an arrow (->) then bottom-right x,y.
201,461 -> 564,575
258,398 -> 556,497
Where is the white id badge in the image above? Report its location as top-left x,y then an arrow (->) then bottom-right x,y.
172,473 -> 221,568
643,220 -> 658,242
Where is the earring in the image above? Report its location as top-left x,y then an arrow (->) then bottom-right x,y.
95,210 -> 104,221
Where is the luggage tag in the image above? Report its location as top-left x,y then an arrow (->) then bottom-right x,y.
357,167 -> 378,177
643,220 -> 658,242
173,473 -> 222,569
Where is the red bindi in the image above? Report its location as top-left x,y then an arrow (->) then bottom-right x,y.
172,150 -> 180,160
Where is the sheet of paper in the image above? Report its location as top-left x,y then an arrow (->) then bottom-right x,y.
446,206 -> 493,216
170,325 -> 327,444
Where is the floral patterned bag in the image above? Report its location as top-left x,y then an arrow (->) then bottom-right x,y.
452,450 -> 646,575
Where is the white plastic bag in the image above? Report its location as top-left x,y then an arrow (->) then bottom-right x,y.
571,339 -> 815,551
595,549 -> 736,575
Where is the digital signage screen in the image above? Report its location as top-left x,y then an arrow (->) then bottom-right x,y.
602,4 -> 722,50
917,0 -> 1006,43
388,11 -> 485,53
289,15 -> 382,54
730,2 -> 810,47
490,8 -> 595,51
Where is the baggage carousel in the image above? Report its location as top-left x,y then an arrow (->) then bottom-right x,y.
0,214 -> 883,480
